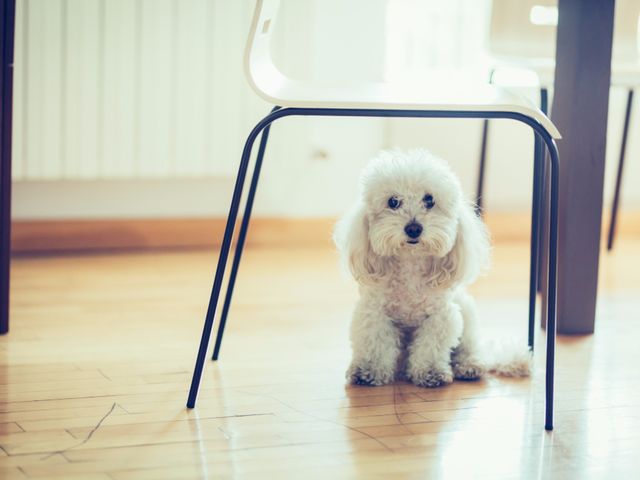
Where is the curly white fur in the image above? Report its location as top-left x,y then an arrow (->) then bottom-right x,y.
334,149 -> 530,387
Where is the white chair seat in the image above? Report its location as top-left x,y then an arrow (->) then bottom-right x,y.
249,73 -> 561,139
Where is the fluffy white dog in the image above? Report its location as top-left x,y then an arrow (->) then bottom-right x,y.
334,149 -> 529,388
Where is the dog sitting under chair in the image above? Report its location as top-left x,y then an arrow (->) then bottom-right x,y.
334,149 -> 531,388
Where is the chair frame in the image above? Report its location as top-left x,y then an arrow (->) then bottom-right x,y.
185,105 -> 560,432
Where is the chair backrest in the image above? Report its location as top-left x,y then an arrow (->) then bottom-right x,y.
489,0 -> 640,64
244,0 -> 285,105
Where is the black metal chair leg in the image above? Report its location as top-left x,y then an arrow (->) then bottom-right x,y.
540,135 -> 559,432
186,108 -> 283,408
536,88 -> 549,293
211,107 -> 279,361
528,131 -> 544,350
528,87 -> 550,349
607,89 -> 634,251
476,120 -> 489,214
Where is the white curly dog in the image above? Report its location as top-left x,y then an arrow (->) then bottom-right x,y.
334,149 -> 530,388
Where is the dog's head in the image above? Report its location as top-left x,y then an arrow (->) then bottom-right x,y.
334,149 -> 490,287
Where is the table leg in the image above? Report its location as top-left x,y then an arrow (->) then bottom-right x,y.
542,0 -> 615,334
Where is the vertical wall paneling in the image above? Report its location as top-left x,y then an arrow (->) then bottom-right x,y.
209,0 -> 233,178
208,1 -> 253,178
11,0 -> 25,179
25,0 -> 64,179
12,0 -> 257,180
174,0 -> 207,177
96,0 -> 105,176
132,0 -> 142,178
138,0 -> 172,177
201,0 -> 215,177
65,0 -> 100,178
102,0 -> 136,178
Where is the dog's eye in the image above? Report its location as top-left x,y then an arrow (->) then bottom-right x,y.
387,196 -> 402,210
423,194 -> 435,209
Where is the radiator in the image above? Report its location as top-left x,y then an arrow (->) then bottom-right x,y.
12,0 -> 267,180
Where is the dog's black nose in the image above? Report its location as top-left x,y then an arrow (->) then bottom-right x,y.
404,222 -> 423,239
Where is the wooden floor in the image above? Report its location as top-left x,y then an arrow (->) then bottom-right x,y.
2,239 -> 640,479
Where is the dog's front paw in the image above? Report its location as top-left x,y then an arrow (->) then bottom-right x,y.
347,363 -> 394,386
407,366 -> 453,388
452,359 -> 485,381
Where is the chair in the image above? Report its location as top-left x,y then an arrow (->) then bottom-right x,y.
186,0 -> 562,431
477,0 -> 640,251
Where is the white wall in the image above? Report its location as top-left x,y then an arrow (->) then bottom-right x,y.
12,0 -> 640,219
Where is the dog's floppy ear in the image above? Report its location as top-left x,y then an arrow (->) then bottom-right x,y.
429,202 -> 490,287
333,202 -> 386,283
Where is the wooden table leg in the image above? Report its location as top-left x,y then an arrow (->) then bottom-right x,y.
1,0 -> 16,335
542,0 -> 615,334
